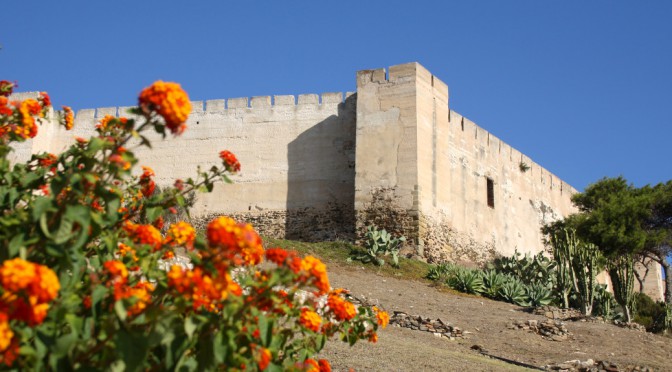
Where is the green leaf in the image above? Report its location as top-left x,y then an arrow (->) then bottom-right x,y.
32,197 -> 54,221
116,329 -> 149,372
52,332 -> 78,357
185,316 -> 197,340
258,315 -> 273,347
145,207 -> 162,223
114,300 -> 127,322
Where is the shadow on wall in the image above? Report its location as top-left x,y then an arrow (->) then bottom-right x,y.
285,94 -> 357,241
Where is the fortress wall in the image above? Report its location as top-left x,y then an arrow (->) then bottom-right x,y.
354,63 -> 423,245
22,92 -> 358,241
413,71 -> 578,263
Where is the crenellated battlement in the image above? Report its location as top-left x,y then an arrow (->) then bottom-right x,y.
73,92 -> 357,120
447,109 -> 577,197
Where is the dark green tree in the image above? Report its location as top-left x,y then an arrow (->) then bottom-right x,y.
639,181 -> 672,304
567,177 -> 665,322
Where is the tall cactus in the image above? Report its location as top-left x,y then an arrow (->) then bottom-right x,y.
572,240 -> 600,316
550,228 -> 577,309
609,255 -> 636,323
550,228 -> 601,315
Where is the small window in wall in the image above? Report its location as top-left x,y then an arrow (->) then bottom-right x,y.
486,178 -> 495,208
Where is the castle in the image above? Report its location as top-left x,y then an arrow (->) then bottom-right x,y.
10,62 -> 664,300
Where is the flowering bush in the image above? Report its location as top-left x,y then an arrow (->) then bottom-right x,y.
0,81 -> 387,370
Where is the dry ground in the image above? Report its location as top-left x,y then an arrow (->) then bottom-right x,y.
318,263 -> 672,372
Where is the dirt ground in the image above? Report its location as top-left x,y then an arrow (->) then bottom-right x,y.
318,263 -> 672,372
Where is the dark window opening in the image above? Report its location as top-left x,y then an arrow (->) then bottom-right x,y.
486,178 -> 495,208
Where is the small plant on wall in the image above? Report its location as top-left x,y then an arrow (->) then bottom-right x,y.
519,161 -> 531,173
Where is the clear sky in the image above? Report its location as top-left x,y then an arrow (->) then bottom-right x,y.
2,1 -> 670,191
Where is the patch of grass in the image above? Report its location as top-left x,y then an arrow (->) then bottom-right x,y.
262,237 -> 433,282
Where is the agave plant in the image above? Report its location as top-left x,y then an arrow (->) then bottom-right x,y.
526,282 -> 554,307
349,225 -> 406,267
498,276 -> 530,306
448,268 -> 484,295
425,263 -> 457,281
481,269 -> 507,299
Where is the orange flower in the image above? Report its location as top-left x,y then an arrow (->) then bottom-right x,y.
126,282 -> 154,316
219,150 -> 241,173
258,348 -> 271,371
83,296 -> 92,309
139,166 -> 156,197
96,115 -> 129,132
327,290 -> 356,321
103,260 -> 128,282
265,248 -> 289,266
206,217 -> 264,266
118,243 -> 139,262
299,308 -> 322,332
38,92 -> 51,107
368,331 -> 378,344
318,359 -> 331,372
0,313 -> 13,352
300,256 -> 330,294
109,154 -> 131,170
0,259 -> 60,326
167,265 -> 240,312
138,81 -> 191,135
374,307 -> 390,329
0,96 -> 11,116
303,359 -> 319,372
0,258 -> 36,293
166,221 -> 196,249
61,106 -> 74,130
0,334 -> 18,367
38,153 -> 58,168
124,222 -> 163,251
32,264 -> 60,303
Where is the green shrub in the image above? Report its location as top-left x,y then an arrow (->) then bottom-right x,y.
633,292 -> 670,333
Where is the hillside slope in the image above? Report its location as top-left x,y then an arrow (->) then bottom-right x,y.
318,264 -> 672,371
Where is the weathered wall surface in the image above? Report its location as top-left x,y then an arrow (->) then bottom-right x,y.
419,74 -> 579,263
13,92 -> 357,241
354,63 -> 578,263
354,64 -> 422,246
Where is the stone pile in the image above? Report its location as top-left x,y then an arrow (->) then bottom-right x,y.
390,311 -> 463,340
508,319 -> 570,341
613,320 -> 647,332
544,359 -> 652,372
534,305 -> 583,320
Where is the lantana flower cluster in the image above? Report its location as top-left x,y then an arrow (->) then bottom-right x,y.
0,259 -> 60,366
0,80 -> 386,370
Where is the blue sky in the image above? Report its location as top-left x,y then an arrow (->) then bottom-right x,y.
2,1 -> 670,190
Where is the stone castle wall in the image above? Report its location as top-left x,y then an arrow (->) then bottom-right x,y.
11,92 -> 358,241
7,63 -> 663,300
353,63 -> 577,264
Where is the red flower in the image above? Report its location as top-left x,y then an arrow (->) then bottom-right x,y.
219,150 -> 241,173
